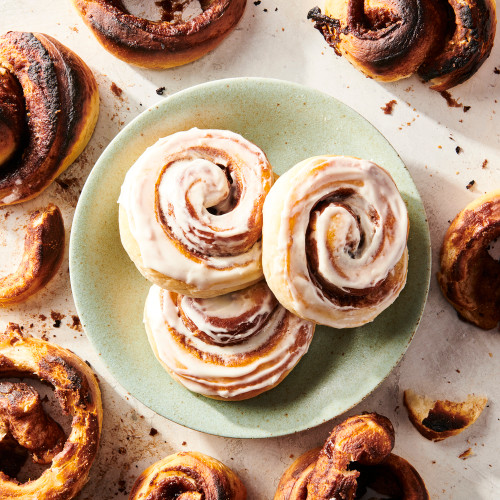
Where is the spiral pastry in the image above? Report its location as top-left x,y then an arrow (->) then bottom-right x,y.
0,323 -> 102,499
0,32 -> 98,206
144,280 -> 315,400
119,128 -> 274,298
262,155 -> 408,329
0,204 -> 65,305
308,0 -> 496,91
129,451 -> 246,499
72,0 -> 247,69
438,190 -> 500,330
274,413 -> 429,500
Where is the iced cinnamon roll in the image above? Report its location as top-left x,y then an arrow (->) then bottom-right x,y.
262,155 -> 409,329
119,128 -> 274,298
144,281 -> 315,400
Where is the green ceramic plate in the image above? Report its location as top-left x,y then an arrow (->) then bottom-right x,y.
70,78 -> 430,438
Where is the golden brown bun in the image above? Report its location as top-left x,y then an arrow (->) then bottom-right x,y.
0,32 -> 99,206
0,204 -> 65,305
404,389 -> 488,441
72,0 -> 247,69
129,451 -> 247,499
0,323 -> 102,499
437,190 -> 500,330
309,0 -> 496,91
275,413 -> 429,500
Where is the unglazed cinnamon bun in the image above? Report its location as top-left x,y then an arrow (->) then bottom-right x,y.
129,451 -> 246,499
438,190 -> 500,329
308,0 -> 496,91
144,281 -> 315,400
0,323 -> 102,499
0,204 -> 64,305
262,155 -> 409,329
119,128 -> 274,298
274,413 -> 429,500
72,0 -> 247,69
0,32 -> 99,205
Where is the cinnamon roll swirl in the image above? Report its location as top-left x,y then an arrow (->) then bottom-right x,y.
262,155 -> 409,329
144,281 -> 315,400
274,413 -> 429,500
309,0 -> 496,91
119,128 -> 274,298
72,0 -> 247,69
129,451 -> 246,499
0,32 -> 99,206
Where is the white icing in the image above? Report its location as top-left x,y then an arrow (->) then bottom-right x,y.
145,285 -> 314,398
119,128 -> 272,290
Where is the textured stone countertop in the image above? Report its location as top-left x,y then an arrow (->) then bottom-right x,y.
1,1 -> 499,498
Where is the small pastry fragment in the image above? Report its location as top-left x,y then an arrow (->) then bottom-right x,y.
129,451 -> 246,499
144,281 -> 315,400
0,204 -> 65,305
274,413 -> 429,500
119,128 -> 274,298
262,155 -> 409,329
72,0 -> 247,69
403,389 -> 488,441
438,190 -> 500,330
0,32 -> 99,206
308,0 -> 496,91
0,323 -> 102,499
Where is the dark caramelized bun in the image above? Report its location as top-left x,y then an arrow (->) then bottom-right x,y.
72,0 -> 247,69
0,32 -> 99,206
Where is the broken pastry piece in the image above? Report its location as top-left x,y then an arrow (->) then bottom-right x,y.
403,390 -> 487,441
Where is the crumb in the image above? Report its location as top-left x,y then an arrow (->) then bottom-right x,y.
69,26 -> 79,32
459,448 -> 474,460
51,311 -> 65,328
41,334 -> 49,341
440,91 -> 462,108
182,441 -> 187,446
494,67 -> 500,74
53,320 -> 61,328
463,106 -> 471,113
149,428 -> 158,436
263,8 -> 268,11
466,180 -> 475,190
55,179 -> 70,190
39,314 -> 47,321
456,369 -> 460,373
482,159 -> 488,169
156,86 -> 166,96
489,352 -> 493,357
455,146 -> 462,154
253,0 -> 261,4
289,454 -> 295,459
118,447 -> 126,455
381,99 -> 397,115
69,315 -> 82,331
110,82 -> 124,100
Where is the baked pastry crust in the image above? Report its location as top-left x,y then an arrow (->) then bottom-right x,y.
0,204 -> 65,305
438,190 -> 500,329
274,413 -> 429,500
262,155 -> 409,328
0,32 -> 99,206
129,451 -> 247,499
72,0 -> 247,69
0,323 -> 102,499
144,281 -> 315,400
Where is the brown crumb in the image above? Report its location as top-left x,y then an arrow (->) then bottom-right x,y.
39,314 -> 47,321
118,447 -> 126,455
463,106 -> 471,113
482,159 -> 488,169
459,448 -> 474,460
440,91 -> 462,108
156,86 -> 166,96
69,26 -> 79,32
381,99 -> 397,115
51,311 -> 65,328
182,441 -> 187,446
110,82 -> 124,100
41,334 -> 49,341
289,454 -> 295,459
466,180 -> 475,190
494,67 -> 500,74
69,315 -> 82,331
455,146 -> 462,154
149,428 -> 158,436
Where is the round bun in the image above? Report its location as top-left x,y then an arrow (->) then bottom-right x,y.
262,155 -> 409,329
118,128 -> 273,298
72,0 -> 247,69
144,281 -> 315,400
0,32 -> 99,206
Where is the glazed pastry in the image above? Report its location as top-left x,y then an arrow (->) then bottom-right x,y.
0,32 -> 99,206
0,323 -> 102,499
0,204 -> 64,305
438,190 -> 500,329
72,0 -> 247,69
144,281 -> 315,400
308,0 -> 496,91
404,390 -> 488,441
274,413 -> 429,500
262,155 -> 408,329
119,128 -> 274,298
129,451 -> 246,499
